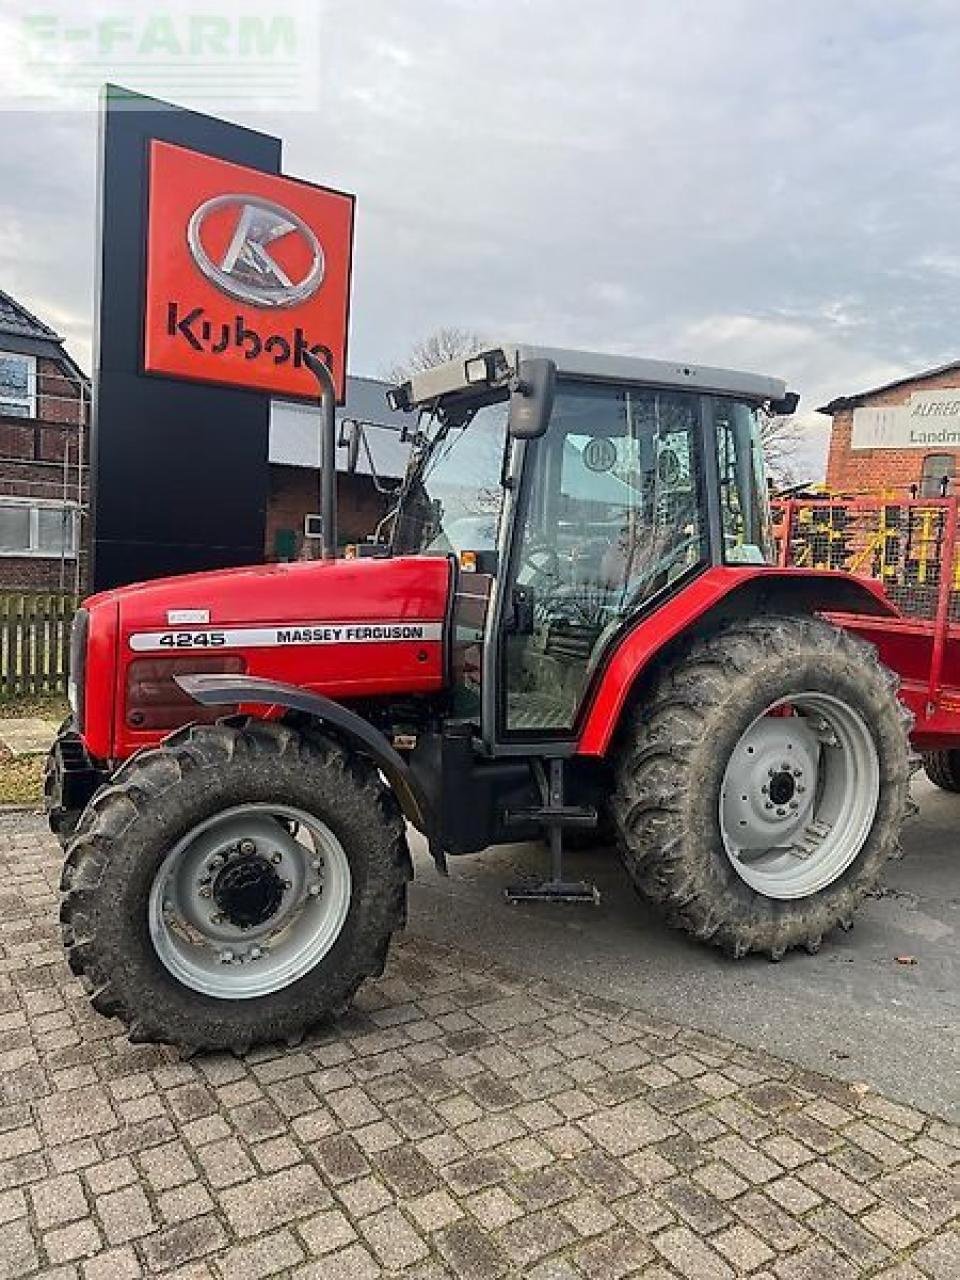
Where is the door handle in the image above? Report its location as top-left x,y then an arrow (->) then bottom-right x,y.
509,585 -> 535,635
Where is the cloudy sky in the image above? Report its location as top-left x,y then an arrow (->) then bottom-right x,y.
2,0 -> 959,477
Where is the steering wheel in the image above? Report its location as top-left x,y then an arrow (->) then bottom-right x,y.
516,539 -> 561,588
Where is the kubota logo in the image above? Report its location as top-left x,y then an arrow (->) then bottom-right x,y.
145,140 -> 354,399
165,303 -> 332,370
186,195 -> 325,308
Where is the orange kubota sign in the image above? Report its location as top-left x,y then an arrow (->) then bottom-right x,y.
144,140 -> 354,402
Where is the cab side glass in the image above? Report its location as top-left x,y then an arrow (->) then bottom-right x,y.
503,382 -> 706,732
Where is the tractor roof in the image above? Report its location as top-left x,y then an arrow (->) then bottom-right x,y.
402,342 -> 787,408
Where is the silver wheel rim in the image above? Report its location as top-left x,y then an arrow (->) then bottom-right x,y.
719,692 -> 880,900
148,804 -> 351,999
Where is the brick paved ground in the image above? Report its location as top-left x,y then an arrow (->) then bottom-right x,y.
0,814 -> 957,1279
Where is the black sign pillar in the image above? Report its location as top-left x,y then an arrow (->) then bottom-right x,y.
90,86 -> 282,592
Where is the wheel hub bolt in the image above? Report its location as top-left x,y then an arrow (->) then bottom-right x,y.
764,801 -> 774,810
219,949 -> 234,964
239,839 -> 256,856
271,852 -> 282,864
761,784 -> 769,795
282,879 -> 292,891
777,807 -> 786,816
793,768 -> 802,777
768,767 -> 776,777
797,785 -> 806,794
309,884 -> 322,897
198,886 -> 212,899
249,946 -> 262,960
208,856 -> 224,872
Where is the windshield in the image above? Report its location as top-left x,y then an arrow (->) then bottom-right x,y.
392,397 -> 509,555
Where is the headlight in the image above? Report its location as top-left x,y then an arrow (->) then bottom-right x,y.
125,655 -> 244,730
68,608 -> 89,731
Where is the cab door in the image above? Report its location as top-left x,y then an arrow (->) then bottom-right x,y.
493,380 -> 708,743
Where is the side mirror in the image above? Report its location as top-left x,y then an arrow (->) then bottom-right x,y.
339,419 -> 362,474
769,390 -> 800,416
508,358 -> 557,439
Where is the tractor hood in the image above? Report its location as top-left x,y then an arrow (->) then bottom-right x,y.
87,555 -> 450,629
80,556 -> 452,762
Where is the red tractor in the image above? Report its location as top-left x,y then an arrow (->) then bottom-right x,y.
47,345 -> 913,1052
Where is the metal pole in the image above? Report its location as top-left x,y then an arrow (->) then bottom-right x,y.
76,381 -> 86,597
59,415 -> 69,593
302,352 -> 338,561
778,499 -> 795,567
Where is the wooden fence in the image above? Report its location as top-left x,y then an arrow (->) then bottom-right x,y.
0,592 -> 77,702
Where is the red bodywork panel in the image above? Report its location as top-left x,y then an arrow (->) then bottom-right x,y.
82,556 -> 451,762
823,614 -> 960,751
576,565 -> 895,756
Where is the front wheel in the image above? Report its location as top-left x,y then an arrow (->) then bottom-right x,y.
61,721 -> 411,1052
612,615 -> 912,958
44,717 -> 82,846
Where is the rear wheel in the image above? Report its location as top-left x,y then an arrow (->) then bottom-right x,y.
61,721 -> 410,1052
611,615 -> 912,958
922,750 -> 960,792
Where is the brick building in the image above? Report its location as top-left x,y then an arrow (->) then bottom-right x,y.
823,361 -> 960,497
0,290 -> 89,592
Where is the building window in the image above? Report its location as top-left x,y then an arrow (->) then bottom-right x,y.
0,352 -> 37,419
920,453 -> 956,498
0,500 -> 77,557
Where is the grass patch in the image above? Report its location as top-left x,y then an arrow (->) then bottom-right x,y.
0,695 -> 69,722
0,749 -> 44,806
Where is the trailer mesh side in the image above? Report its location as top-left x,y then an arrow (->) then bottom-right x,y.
772,498 -> 960,622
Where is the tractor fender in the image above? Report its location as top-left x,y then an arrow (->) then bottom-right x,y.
175,673 -> 435,847
576,565 -> 898,757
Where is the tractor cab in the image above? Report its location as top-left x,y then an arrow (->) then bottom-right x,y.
385,344 -> 794,751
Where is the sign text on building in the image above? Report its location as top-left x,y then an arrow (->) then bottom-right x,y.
851,390 -> 960,450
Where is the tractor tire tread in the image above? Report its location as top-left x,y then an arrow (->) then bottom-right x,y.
921,749 -> 960,792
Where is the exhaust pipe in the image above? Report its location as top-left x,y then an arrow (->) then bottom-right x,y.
302,350 -> 337,561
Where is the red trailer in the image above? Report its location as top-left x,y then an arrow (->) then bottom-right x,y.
774,494 -> 960,784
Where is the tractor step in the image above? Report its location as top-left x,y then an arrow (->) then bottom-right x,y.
505,804 -> 597,828
504,758 -> 600,906
504,879 -> 600,904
